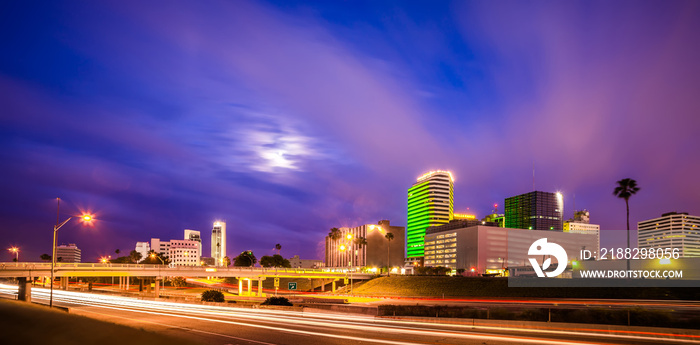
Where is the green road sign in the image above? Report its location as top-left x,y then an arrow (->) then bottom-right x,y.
288,282 -> 297,290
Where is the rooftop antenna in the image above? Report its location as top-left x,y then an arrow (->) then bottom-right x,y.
532,161 -> 535,191
573,193 -> 576,218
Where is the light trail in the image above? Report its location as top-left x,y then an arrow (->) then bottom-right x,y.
1,284 -> 698,344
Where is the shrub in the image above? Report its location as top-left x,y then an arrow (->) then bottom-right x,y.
261,297 -> 293,306
201,290 -> 225,302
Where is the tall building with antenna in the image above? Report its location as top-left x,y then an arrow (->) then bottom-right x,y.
211,221 -> 227,266
406,170 -> 454,264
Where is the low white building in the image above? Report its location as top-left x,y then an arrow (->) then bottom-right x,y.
170,240 -> 201,266
564,222 -> 600,253
135,242 -> 150,261
149,238 -> 201,266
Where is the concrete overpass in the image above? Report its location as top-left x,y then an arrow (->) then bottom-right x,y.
0,262 -> 372,301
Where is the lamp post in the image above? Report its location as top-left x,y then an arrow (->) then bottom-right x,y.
51,198 -> 94,308
9,247 -> 19,262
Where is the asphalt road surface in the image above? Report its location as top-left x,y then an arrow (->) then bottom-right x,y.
1,284 -> 698,345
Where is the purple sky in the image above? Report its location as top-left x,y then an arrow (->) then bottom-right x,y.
2,1 -> 700,263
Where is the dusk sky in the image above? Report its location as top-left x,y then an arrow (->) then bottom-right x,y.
2,1 -> 699,263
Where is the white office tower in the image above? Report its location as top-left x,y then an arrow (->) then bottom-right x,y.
135,242 -> 150,262
212,221 -> 227,266
184,229 -> 202,255
638,212 -> 700,257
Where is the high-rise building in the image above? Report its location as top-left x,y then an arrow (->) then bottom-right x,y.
638,212 -> 700,257
55,243 -> 81,263
184,229 -> 202,255
407,170 -> 454,262
211,221 -> 227,266
504,191 -> 563,231
325,220 -> 405,268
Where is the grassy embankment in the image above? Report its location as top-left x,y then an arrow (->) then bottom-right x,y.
351,276 -> 700,299
351,277 -> 700,328
0,299 -> 199,345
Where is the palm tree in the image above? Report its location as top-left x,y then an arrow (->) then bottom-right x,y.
275,243 -> 282,255
328,228 -> 341,266
353,236 -> 368,268
385,232 -> 395,270
614,178 -> 640,271
129,250 -> 142,264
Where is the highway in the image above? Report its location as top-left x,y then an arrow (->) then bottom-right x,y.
1,284 -> 699,345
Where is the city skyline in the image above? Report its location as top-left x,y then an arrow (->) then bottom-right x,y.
2,1 -> 700,262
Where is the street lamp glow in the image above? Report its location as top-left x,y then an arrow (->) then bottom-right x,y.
339,244 -> 346,251
346,234 -> 353,240
8,247 -> 19,261
100,257 -> 109,264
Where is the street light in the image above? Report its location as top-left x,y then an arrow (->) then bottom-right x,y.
150,253 -> 165,265
51,198 -> 94,308
8,247 -> 19,262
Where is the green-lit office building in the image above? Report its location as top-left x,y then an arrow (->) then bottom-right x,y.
504,191 -> 563,231
406,170 -> 454,262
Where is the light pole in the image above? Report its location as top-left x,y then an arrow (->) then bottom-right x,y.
51,198 -> 94,308
9,247 -> 19,262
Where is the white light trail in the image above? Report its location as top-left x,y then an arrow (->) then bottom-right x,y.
1,284 -> 698,344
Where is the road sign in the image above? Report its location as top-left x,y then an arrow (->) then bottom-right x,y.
343,278 -> 349,284
274,278 -> 280,288
288,282 -> 297,290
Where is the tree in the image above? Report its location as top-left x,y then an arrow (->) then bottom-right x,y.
353,236 -> 367,267
171,276 -> 187,288
222,256 -> 231,267
201,290 -> 225,302
328,228 -> 341,240
115,249 -> 121,255
143,250 -> 170,265
40,254 -> 51,262
328,227 -> 342,267
233,251 -> 256,267
353,236 -> 367,248
260,254 -> 291,268
275,243 -> 282,255
110,256 -> 133,264
385,232 -> 395,268
262,296 -> 293,306
129,250 -> 142,264
614,178 -> 640,270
